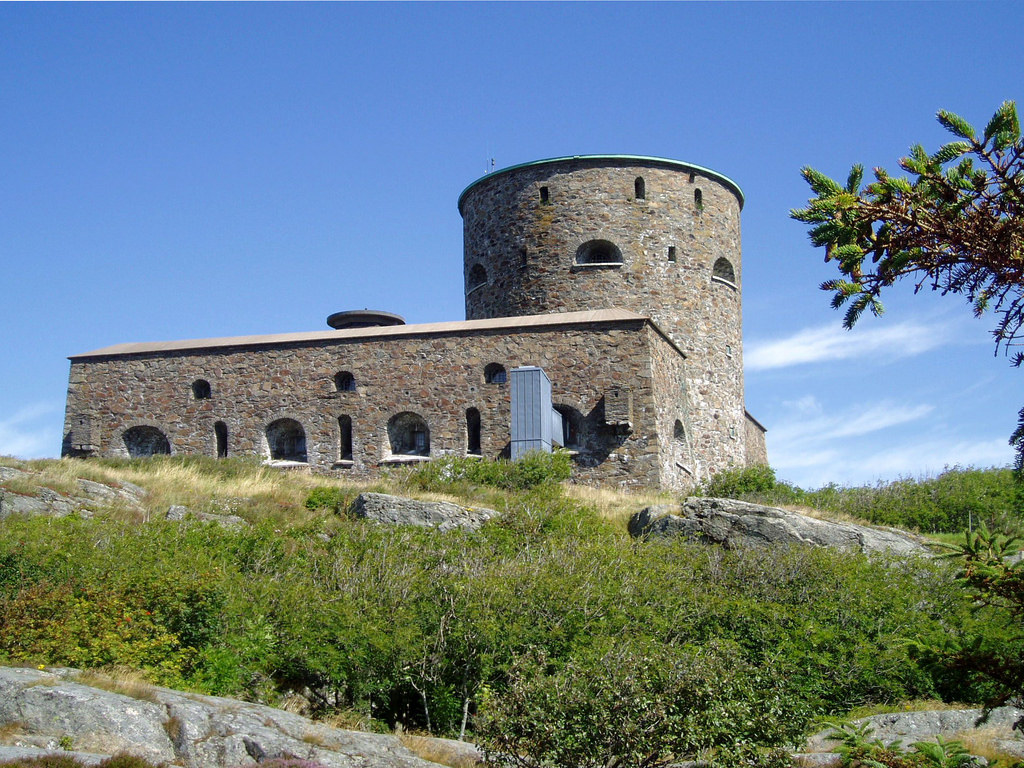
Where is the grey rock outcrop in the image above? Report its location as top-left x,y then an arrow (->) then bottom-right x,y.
0,666 -> 440,768
0,466 -> 250,527
166,504 -> 249,528
350,492 -> 499,531
0,467 -> 146,520
805,706 -> 1024,759
629,497 -> 929,556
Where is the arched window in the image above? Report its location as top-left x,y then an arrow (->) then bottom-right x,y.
334,371 -> 356,392
192,379 -> 211,400
468,263 -> 488,291
388,412 -> 430,456
574,239 -> 623,265
266,418 -> 307,462
694,188 -> 704,211
123,426 -> 170,458
466,408 -> 481,455
539,186 -> 549,204
484,363 -> 507,384
214,421 -> 228,458
673,419 -> 686,443
634,176 -> 645,200
667,246 -> 677,262
338,415 -> 353,461
713,257 -> 736,284
553,405 -> 582,450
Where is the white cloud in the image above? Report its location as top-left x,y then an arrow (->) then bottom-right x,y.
855,438 -> 1014,480
765,397 -> 947,487
780,436 -> 1015,490
770,399 -> 934,448
0,402 -> 62,459
746,319 -> 952,371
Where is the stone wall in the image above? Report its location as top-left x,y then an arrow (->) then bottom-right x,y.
744,412 -> 768,467
459,157 -> 747,474
62,156 -> 765,490
64,313 -> 694,489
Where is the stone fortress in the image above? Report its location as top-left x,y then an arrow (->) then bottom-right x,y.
62,155 -> 766,491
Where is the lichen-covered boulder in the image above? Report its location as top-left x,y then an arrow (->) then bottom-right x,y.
350,492 -> 499,531
630,497 -> 929,556
0,666 -> 444,768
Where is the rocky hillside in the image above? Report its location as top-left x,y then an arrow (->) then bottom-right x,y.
1,455 -> 1021,768
0,666 -> 471,768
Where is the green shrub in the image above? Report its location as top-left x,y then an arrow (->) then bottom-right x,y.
803,466 -> 1022,533
405,451 -> 572,492
0,580 -> 193,684
99,756 -> 168,768
0,483 -> 997,745
304,486 -> 348,513
827,722 -> 988,768
475,637 -> 810,768
699,465 -> 1020,535
700,464 -> 788,499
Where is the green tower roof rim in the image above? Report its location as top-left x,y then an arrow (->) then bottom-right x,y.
458,154 -> 744,213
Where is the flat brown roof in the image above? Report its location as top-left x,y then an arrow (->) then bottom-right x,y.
70,308 -> 670,359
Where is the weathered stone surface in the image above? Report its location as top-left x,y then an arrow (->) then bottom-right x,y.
64,315 -> 695,490
0,467 -> 146,520
166,505 -> 249,527
0,467 -> 256,527
0,489 -> 79,519
62,156 -> 770,493
351,492 -> 499,531
0,667 -> 174,763
461,158 -> 751,479
630,497 -> 929,555
0,666 -> 441,768
805,707 -> 1024,757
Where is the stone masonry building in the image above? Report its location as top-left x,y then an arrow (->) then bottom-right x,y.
62,155 -> 767,491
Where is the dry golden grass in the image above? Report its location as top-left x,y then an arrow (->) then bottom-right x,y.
301,730 -> 330,748
564,483 -> 678,527
0,720 -> 30,743
70,668 -> 161,704
955,726 -> 1024,764
399,733 -> 486,768
2,456 -> 366,523
318,710 -> 381,733
0,463 -> 80,498
776,501 -> 881,528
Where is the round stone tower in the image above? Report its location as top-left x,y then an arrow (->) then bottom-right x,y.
458,155 -> 747,473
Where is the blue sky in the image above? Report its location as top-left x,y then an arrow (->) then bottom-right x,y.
1,2 -> 1020,489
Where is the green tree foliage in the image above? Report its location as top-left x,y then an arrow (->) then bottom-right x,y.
475,638 -> 804,768
791,101 -> 1024,472
927,526 -> 1024,731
